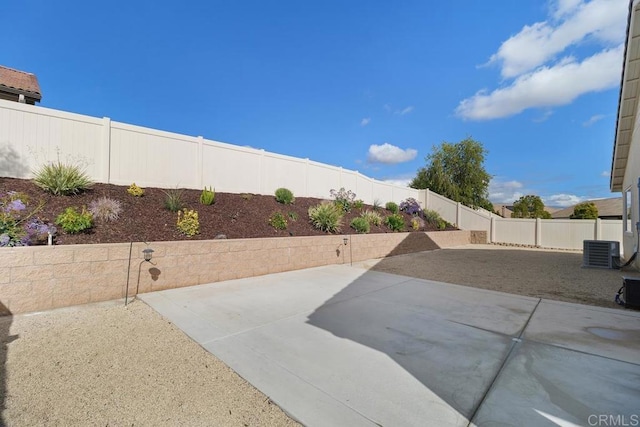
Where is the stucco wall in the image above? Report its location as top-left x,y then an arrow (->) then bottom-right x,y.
0,230 -> 477,315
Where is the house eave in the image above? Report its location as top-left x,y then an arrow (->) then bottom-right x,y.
0,84 -> 42,102
612,0 -> 640,192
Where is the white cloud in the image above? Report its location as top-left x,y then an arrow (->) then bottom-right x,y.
582,114 -> 605,126
360,117 -> 371,126
395,106 -> 414,115
383,104 -> 392,112
545,193 -> 583,207
552,0 -> 583,19
367,143 -> 418,164
458,0 -> 627,121
456,45 -> 623,120
533,110 -> 554,123
489,179 -> 525,203
601,170 -> 610,177
489,0 -> 627,78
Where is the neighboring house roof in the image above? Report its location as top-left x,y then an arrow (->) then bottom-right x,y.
611,0 -> 639,192
0,65 -> 41,102
492,204 -> 513,217
492,204 -> 559,218
552,197 -> 623,219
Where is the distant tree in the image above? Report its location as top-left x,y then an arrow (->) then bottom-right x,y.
570,202 -> 598,219
511,195 -> 552,219
410,137 -> 492,210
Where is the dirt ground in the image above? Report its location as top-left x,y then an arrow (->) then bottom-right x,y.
2,244 -> 638,426
357,244 -> 640,310
0,301 -> 299,427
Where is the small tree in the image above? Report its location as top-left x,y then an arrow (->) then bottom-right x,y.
511,195 -> 552,219
570,202 -> 598,219
410,137 -> 492,210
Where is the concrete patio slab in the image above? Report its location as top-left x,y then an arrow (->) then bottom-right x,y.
140,264 -> 640,426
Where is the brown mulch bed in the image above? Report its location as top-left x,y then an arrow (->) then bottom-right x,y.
0,177 -> 450,245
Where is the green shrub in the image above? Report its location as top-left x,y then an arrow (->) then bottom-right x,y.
437,219 -> 447,230
350,217 -> 370,234
275,188 -> 295,204
385,202 -> 399,214
176,209 -> 199,236
423,209 -> 443,225
353,199 -> 365,210
200,186 -> 215,205
385,213 -> 405,232
372,199 -> 383,212
88,197 -> 122,222
55,206 -> 93,234
308,202 -> 343,233
288,211 -> 298,221
127,183 -> 144,197
241,193 -> 253,200
269,212 -> 288,230
163,187 -> 184,212
411,217 -> 421,230
330,188 -> 356,212
33,161 -> 93,196
360,210 -> 382,226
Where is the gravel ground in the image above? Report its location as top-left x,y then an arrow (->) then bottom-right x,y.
2,244 -> 638,426
356,244 -> 640,309
0,301 -> 299,427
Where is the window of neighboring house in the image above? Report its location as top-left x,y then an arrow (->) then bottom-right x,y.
624,187 -> 632,232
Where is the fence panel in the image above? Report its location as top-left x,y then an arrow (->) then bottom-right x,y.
201,140 -> 261,194
428,192 -> 458,225
458,205 -> 491,232
354,173 -> 374,204
110,123 -> 199,188
600,220 -> 623,243
0,101 -> 104,180
259,151 -> 308,197
306,161 -> 341,199
494,218 -> 537,245
539,219 -> 596,249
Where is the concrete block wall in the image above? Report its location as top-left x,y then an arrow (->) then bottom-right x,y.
0,230 -> 476,315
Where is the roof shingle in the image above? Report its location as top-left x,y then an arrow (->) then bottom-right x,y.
0,65 -> 41,100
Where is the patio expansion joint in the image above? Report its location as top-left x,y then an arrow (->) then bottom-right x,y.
467,298 -> 543,426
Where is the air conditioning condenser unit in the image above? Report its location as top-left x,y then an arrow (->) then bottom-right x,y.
583,240 -> 620,269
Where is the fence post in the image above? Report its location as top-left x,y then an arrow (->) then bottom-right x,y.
456,202 -> 461,228
595,218 -> 601,240
196,136 -> 204,189
305,158 -> 310,197
101,117 -> 111,183
425,188 -> 430,210
490,217 -> 496,243
259,149 -> 265,194
535,218 -> 542,247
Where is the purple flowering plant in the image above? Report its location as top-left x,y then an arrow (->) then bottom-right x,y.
0,192 -> 56,247
399,198 -> 424,217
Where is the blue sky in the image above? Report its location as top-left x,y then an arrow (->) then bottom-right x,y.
2,0 -> 628,207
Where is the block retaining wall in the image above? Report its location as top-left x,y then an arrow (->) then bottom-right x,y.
0,230 -> 484,315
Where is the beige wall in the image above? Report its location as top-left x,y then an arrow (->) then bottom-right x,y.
0,230 -> 480,315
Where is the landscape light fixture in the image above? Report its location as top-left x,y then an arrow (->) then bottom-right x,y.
343,237 -> 348,246
143,248 -> 154,262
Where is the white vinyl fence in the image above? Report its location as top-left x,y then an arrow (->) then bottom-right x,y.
0,100 -> 418,204
424,189 -> 624,251
0,99 -> 625,251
